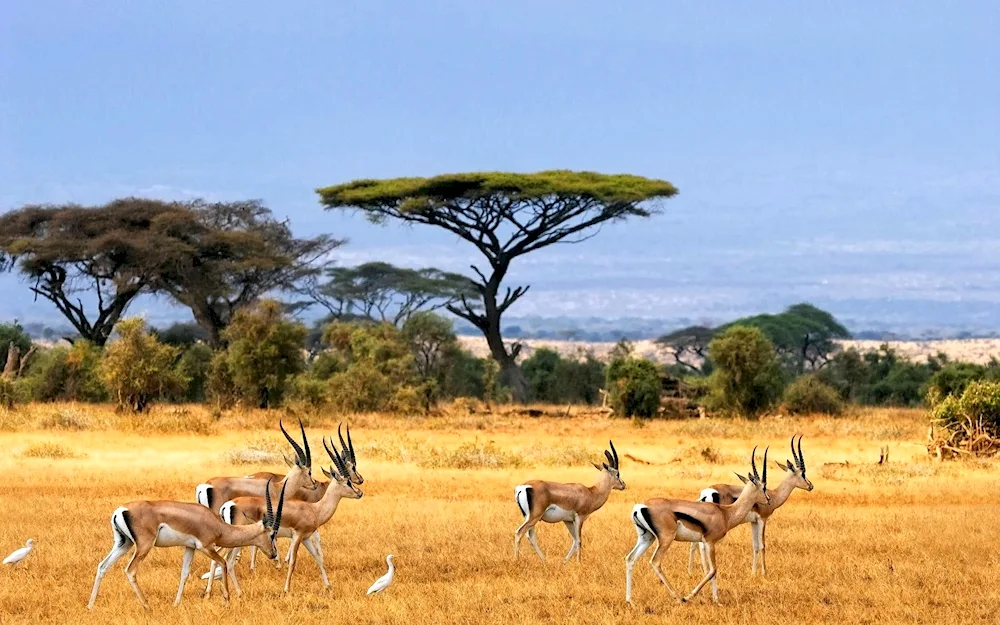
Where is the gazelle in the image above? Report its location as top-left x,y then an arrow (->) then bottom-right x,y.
514,440 -> 625,563
208,436 -> 363,594
195,419 -> 319,513
88,480 -> 286,610
688,434 -> 813,575
625,447 -> 770,605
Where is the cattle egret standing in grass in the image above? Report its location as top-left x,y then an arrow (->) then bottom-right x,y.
3,539 -> 34,567
366,554 -> 395,595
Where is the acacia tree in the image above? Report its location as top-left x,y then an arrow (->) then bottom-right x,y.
655,325 -> 715,373
157,199 -> 343,347
0,199 -> 197,346
301,261 -> 477,325
318,171 -> 677,401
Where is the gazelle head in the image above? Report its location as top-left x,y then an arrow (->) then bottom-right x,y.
256,478 -> 287,560
593,440 -> 625,490
734,446 -> 771,505
280,418 -> 320,492
776,434 -> 813,491
323,436 -> 364,500
338,423 -> 364,484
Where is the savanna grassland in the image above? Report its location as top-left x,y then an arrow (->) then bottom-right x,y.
1,404 -> 998,625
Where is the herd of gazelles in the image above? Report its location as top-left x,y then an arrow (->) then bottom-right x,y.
86,419 -> 812,609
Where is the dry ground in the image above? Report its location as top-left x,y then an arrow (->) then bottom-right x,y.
1,404 -> 998,624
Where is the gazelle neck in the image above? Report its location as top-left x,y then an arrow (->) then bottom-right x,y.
722,483 -> 761,531
766,473 -> 799,512
314,484 -> 350,525
588,471 -> 615,507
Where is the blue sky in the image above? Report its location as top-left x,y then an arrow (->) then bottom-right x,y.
2,2 -> 998,331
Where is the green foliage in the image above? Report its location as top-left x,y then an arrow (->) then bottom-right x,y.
716,303 -> 849,373
707,326 -> 785,418
0,377 -> 24,409
402,312 -> 460,380
656,325 -> 714,374
605,357 -> 661,418
222,300 -> 308,408
931,380 -> 1000,456
174,343 -> 214,402
0,320 -> 33,371
153,322 -> 210,347
521,348 -> 605,404
19,341 -> 108,402
318,171 -> 678,212
322,320 -> 428,413
286,375 -> 330,409
782,374 -> 844,416
100,318 -> 187,412
206,350 -> 237,407
926,361 -> 1000,406
818,345 -> 940,407
440,349 -> 490,399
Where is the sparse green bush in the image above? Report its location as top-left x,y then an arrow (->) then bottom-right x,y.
0,377 -> 23,409
707,326 -> 784,418
931,380 -> 1000,457
20,342 -> 108,402
0,321 -> 33,372
605,357 -> 661,418
522,348 -> 605,404
223,300 -> 308,408
782,374 -> 844,415
101,318 -> 187,412
206,351 -> 238,407
174,343 -> 214,402
287,375 -> 329,408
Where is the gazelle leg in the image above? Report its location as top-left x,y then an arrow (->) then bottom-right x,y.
699,542 -> 709,574
173,547 -> 195,606
624,531 -> 655,604
249,546 -> 258,571
199,548 -> 231,602
88,539 -> 132,609
514,511 -> 544,560
649,540 -> 682,602
526,526 -> 545,562
687,542 -> 697,573
123,539 -> 154,610
562,520 -> 578,563
750,520 -> 761,574
300,532 -> 329,589
758,520 -> 767,576
575,516 -> 586,563
684,542 -> 718,603
225,546 -> 243,596
283,534 -> 303,594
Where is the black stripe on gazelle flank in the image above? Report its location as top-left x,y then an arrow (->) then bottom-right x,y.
524,486 -> 533,516
121,509 -> 137,543
674,511 -> 708,535
639,506 -> 657,536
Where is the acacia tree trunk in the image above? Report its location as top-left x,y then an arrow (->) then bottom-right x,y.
477,272 -> 530,403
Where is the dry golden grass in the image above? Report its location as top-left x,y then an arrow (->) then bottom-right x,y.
1,403 -> 998,624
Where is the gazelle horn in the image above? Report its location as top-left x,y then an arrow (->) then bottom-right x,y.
280,420 -> 307,466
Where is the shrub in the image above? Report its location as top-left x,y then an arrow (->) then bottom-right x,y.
930,380 -> 1000,457
101,318 -> 187,412
707,326 -> 784,418
605,357 -> 661,418
17,442 -> 85,460
782,374 -> 844,415
0,378 -> 23,409
0,320 -> 33,372
21,342 -> 108,402
522,348 -> 605,404
286,375 -> 329,409
223,300 -> 308,408
174,343 -> 214,402
206,351 -> 238,407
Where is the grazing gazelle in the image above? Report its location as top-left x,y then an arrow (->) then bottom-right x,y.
88,480 -> 286,610
688,434 -> 813,576
195,419 -> 319,514
625,447 -> 770,605
514,441 -> 625,563
208,436 -> 363,594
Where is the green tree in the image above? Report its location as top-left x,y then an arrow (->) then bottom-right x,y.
174,343 -> 214,402
655,325 -> 714,374
708,326 -> 785,418
0,320 -> 33,374
100,318 -> 186,412
304,262 -> 477,325
0,199 -> 198,346
402,312 -> 460,380
522,348 -> 605,404
222,300 -> 308,408
153,322 -> 210,347
318,171 -> 677,402
605,357 -> 661,418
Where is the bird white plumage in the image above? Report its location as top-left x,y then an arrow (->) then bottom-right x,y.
366,554 -> 395,595
3,539 -> 34,566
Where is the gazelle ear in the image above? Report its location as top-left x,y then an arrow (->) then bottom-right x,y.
734,472 -> 749,484
776,460 -> 790,471
282,452 -> 295,468
593,463 -> 603,471
322,467 -> 333,479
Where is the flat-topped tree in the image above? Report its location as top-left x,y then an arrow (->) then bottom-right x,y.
318,171 -> 677,402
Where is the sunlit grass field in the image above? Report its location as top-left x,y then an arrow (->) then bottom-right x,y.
1,403 -> 998,624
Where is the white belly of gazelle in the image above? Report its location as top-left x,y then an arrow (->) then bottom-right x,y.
154,524 -> 203,549
674,523 -> 704,543
542,505 -> 576,523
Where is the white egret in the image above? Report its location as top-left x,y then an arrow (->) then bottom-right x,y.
366,554 -> 395,595
3,539 -> 34,567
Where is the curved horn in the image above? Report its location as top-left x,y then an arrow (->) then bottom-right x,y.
347,425 -> 356,465
762,446 -> 769,485
298,418 -> 311,467
338,423 -> 351,464
272,481 -> 287,539
326,436 -> 349,478
610,440 -> 619,469
797,434 -> 805,469
280,420 -> 306,466
264,478 -> 274,528
323,436 -> 339,465
604,450 -> 615,467
751,445 -> 759,481
790,435 -> 799,467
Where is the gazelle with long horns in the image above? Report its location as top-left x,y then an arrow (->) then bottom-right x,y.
689,434 -> 813,576
625,447 -> 770,605
514,441 -> 626,563
195,419 -> 319,514
88,480 -> 286,610
208,436 -> 363,594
